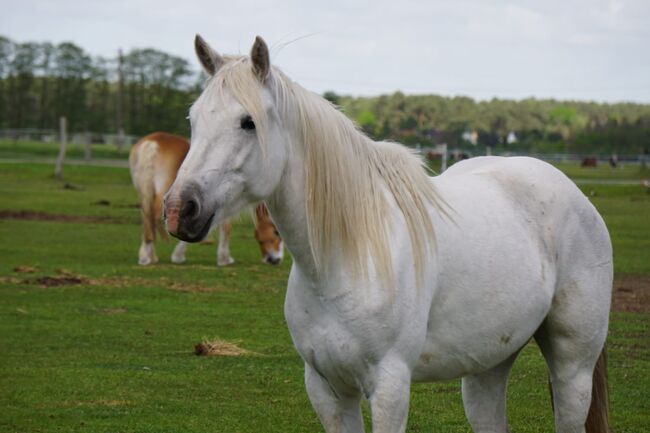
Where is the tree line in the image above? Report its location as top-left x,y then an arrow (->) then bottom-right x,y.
329,92 -> 650,156
0,35 -> 201,138
1,35 -> 649,155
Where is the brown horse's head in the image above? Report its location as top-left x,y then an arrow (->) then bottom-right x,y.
254,203 -> 283,265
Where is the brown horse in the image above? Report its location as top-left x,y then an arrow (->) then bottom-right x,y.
129,132 -> 282,266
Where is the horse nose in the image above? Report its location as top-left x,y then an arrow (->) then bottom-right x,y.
180,196 -> 200,220
166,183 -> 212,242
177,188 -> 203,233
266,256 -> 281,265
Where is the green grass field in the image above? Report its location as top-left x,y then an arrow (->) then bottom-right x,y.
1,157 -> 649,432
0,139 -> 128,161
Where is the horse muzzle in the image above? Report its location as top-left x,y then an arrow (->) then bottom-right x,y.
165,184 -> 214,243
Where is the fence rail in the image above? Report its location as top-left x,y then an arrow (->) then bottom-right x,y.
0,129 -> 139,147
419,146 -> 648,165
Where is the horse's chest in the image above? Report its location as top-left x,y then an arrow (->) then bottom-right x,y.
284,282 -> 398,391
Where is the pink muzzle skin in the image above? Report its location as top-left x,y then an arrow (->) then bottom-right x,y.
164,195 -> 181,235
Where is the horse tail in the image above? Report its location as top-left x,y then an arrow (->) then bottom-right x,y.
154,192 -> 169,241
129,139 -> 159,243
585,346 -> 610,433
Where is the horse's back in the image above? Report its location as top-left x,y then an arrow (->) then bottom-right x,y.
130,132 -> 190,195
437,156 -> 611,287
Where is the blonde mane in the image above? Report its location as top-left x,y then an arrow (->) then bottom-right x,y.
206,58 -> 448,286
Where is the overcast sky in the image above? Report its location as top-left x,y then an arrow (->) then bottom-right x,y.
2,0 -> 649,103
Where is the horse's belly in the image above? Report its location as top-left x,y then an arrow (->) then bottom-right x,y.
414,271 -> 554,381
412,299 -> 548,381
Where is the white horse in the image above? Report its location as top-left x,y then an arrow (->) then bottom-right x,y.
165,35 -> 612,433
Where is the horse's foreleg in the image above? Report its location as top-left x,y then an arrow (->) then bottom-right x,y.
461,352 -> 519,433
368,359 -> 411,433
305,363 -> 364,433
216,221 -> 235,266
171,241 -> 188,264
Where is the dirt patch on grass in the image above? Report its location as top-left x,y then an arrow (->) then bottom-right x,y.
612,275 -> 650,314
59,399 -> 131,408
167,282 -> 228,293
101,307 -> 128,315
34,275 -> 86,287
194,338 -> 259,357
4,268 -> 227,293
0,276 -> 23,284
23,269 -> 89,287
0,209 -> 129,224
88,275 -> 225,293
92,200 -> 141,209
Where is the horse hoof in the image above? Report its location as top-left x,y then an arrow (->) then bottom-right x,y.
217,256 -> 235,266
171,254 -> 186,264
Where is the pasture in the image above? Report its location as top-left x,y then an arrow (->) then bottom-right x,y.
0,153 -> 649,432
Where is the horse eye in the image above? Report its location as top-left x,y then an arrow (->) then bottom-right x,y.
274,230 -> 281,237
240,115 -> 255,131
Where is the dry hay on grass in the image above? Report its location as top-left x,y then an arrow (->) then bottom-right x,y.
194,338 -> 259,357
13,265 -> 39,273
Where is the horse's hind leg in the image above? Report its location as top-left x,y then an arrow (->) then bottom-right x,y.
462,351 -> 519,433
138,195 -> 159,266
534,278 -> 610,433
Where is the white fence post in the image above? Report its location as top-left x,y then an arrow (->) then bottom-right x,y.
54,117 -> 67,179
84,133 -> 92,161
434,143 -> 447,172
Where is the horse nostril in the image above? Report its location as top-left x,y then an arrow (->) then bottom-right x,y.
267,256 -> 281,265
180,198 -> 200,219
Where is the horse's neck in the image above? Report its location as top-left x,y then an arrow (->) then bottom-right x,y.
266,149 -> 319,279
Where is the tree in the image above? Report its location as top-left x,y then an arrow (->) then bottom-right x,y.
323,91 -> 341,105
0,37 -> 14,128
53,42 -> 92,130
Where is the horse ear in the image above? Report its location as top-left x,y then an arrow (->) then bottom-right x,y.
256,203 -> 269,220
194,34 -> 224,76
251,36 -> 270,81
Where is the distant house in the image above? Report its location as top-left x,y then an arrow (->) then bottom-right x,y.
507,131 -> 517,145
462,130 -> 479,146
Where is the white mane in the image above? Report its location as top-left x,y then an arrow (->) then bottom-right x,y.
205,57 -> 448,286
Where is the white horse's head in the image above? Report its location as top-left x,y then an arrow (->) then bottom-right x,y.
165,35 -> 287,242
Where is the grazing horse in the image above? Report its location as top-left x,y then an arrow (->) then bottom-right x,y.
129,132 -> 282,266
164,35 -> 612,433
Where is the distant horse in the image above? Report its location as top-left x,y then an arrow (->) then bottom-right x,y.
129,132 -> 282,266
165,36 -> 612,433
581,157 -> 598,167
